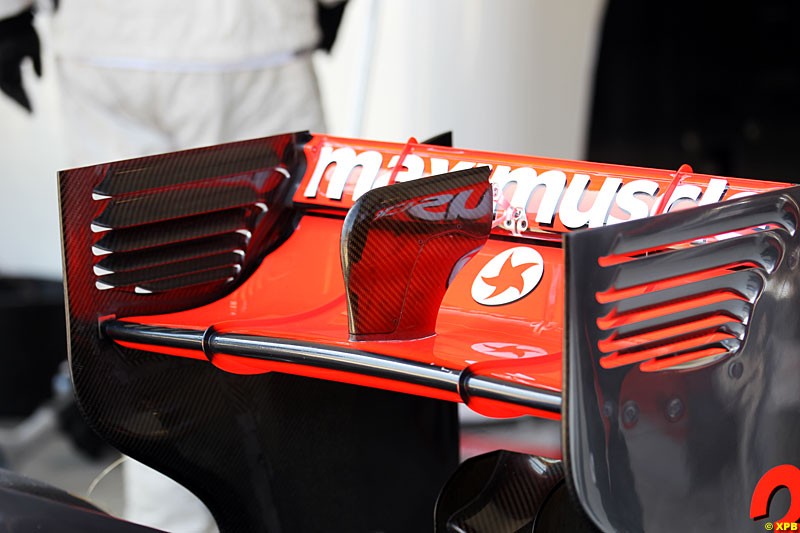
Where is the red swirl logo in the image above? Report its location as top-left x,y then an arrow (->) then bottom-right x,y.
751,464 -> 800,526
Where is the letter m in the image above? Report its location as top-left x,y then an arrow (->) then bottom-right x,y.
303,146 -> 383,200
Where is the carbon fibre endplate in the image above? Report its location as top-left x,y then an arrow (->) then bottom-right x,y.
564,186 -> 800,532
59,133 -> 460,532
61,132 -> 307,319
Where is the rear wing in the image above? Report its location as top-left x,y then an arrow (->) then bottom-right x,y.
59,132 -> 799,531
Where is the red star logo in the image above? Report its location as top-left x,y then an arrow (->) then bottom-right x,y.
481,258 -> 538,299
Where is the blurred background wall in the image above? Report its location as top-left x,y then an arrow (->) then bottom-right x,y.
0,0 -> 606,279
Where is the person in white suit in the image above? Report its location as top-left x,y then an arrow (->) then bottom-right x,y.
1,0 -> 334,164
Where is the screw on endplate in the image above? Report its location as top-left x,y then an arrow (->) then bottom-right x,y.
622,401 -> 639,428
665,397 -> 684,423
729,360 -> 744,379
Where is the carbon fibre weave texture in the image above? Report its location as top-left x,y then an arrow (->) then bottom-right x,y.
341,166 -> 493,340
59,133 -> 460,532
435,451 -> 565,532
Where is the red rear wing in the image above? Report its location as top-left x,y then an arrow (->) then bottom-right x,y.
60,132 -> 791,419
59,132 -> 800,531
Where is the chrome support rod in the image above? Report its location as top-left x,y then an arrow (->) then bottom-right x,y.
104,320 -> 562,414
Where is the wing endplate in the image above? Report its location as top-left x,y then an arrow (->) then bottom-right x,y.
565,186 -> 800,532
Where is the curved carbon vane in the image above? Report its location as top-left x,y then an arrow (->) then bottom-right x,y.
341,166 -> 492,340
435,451 -> 564,532
564,186 -> 800,532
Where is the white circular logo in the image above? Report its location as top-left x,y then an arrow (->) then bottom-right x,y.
471,247 -> 544,306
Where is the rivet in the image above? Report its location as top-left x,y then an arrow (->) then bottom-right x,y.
729,360 -> 744,379
622,401 -> 639,428
665,397 -> 684,422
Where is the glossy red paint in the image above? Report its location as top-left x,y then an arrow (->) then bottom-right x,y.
118,214 -> 564,417
109,134 -> 791,419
